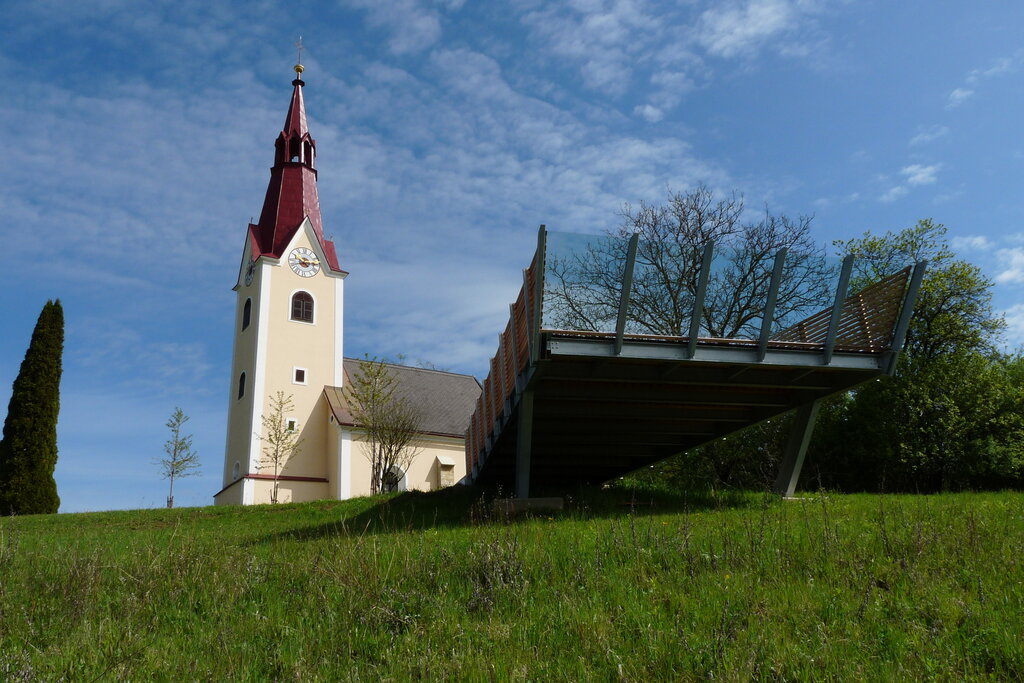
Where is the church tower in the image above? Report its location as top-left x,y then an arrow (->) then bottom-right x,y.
215,63 -> 347,505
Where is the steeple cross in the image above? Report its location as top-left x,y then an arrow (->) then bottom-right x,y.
295,36 -> 305,65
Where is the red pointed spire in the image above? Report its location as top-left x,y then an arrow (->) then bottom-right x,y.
283,77 -> 309,138
248,65 -> 342,273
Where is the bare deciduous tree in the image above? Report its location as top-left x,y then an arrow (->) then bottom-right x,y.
156,407 -> 200,509
258,392 -> 303,504
344,358 -> 424,495
545,185 -> 833,339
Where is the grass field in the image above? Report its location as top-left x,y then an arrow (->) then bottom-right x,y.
0,484 -> 1021,680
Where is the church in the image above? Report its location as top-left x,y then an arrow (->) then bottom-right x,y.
213,64 -> 480,506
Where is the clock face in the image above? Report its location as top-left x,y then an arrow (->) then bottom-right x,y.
244,257 -> 256,286
288,248 -> 320,278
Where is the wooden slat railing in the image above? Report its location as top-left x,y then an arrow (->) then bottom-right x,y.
774,267 -> 910,350
466,251 -> 540,472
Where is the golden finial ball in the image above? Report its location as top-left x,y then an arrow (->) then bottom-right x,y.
294,64 -> 305,74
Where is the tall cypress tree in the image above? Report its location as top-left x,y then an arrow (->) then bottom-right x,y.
0,300 -> 64,515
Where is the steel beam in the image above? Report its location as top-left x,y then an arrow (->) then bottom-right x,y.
823,255 -> 855,365
773,399 -> 821,496
884,260 -> 928,375
515,389 -> 535,499
687,242 -> 715,359
546,336 -> 885,370
757,248 -> 787,362
614,233 -> 640,355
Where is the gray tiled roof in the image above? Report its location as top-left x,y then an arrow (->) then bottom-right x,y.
324,359 -> 482,438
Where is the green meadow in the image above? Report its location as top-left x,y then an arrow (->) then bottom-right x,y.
1,486 -> 1021,680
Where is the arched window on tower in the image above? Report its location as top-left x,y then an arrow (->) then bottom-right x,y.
237,372 -> 246,400
242,298 -> 252,331
290,138 -> 301,162
291,291 -> 314,323
303,141 -> 312,165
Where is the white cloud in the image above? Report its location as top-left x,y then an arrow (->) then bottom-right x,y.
901,163 -> 941,186
517,0 -> 829,112
966,55 -> 1017,84
344,0 -> 443,55
909,125 -> 948,146
879,185 -> 907,203
951,235 -> 994,252
697,0 -> 812,58
996,248 -> 1024,284
633,104 -> 664,122
1003,304 -> 1024,346
946,87 -> 974,108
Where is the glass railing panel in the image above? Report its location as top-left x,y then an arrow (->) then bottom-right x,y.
543,231 -> 624,333
766,252 -> 841,340
540,229 -> 907,345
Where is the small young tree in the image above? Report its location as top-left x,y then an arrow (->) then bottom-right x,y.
344,358 -> 424,495
258,392 -> 303,503
156,407 -> 200,508
0,300 -> 64,515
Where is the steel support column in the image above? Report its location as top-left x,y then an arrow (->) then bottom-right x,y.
757,248 -> 787,362
687,242 -> 715,359
515,389 -> 535,498
773,399 -> 821,496
614,233 -> 640,355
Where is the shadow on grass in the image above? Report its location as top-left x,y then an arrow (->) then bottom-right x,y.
256,480 -> 758,544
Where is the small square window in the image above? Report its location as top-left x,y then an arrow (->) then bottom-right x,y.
293,367 -> 307,384
286,419 -> 298,432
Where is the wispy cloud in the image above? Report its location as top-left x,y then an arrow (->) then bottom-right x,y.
633,104 -> 664,122
951,235 -> 994,252
343,0 -> 443,55
946,51 -> 1021,109
946,87 -> 974,108
995,247 -> 1024,284
697,0 -> 814,59
517,0 -> 832,116
909,125 -> 948,146
966,54 -> 1019,84
879,185 -> 908,203
901,163 -> 941,186
877,163 -> 941,202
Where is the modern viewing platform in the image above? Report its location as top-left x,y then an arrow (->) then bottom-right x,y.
466,227 -> 926,497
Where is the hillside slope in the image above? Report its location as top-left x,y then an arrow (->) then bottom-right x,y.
1,486 -> 1021,680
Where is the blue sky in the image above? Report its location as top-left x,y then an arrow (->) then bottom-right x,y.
1,0 -> 1023,512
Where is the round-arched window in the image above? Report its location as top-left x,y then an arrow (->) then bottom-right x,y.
291,291 -> 314,323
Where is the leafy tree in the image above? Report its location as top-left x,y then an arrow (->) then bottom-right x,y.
810,351 -> 1024,491
545,185 -> 832,338
0,300 -> 64,515
647,219 -> 1020,493
805,220 -> 1018,492
834,219 -> 1004,360
344,357 -> 424,495
156,407 -> 200,508
258,392 -> 303,504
